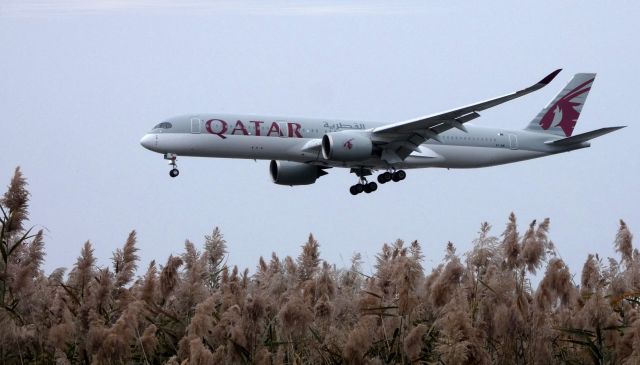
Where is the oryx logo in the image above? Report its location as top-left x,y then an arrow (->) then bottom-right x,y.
539,78 -> 593,137
343,138 -> 354,150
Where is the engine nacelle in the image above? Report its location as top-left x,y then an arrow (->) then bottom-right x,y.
269,160 -> 327,186
321,132 -> 373,161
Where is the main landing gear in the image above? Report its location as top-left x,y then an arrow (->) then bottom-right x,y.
349,178 -> 378,195
377,170 -> 406,184
165,153 -> 179,178
349,168 -> 407,195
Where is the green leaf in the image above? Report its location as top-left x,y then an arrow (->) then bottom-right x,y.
558,338 -> 602,361
555,327 -> 595,338
361,306 -> 398,311
362,290 -> 383,298
477,277 -> 499,295
0,240 -> 7,263
8,227 -> 34,257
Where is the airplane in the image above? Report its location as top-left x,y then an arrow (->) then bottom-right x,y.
140,69 -> 624,195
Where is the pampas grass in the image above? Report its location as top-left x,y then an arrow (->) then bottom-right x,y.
2,167 -> 640,364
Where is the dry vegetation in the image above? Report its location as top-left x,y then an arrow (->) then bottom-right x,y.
1,167 -> 638,364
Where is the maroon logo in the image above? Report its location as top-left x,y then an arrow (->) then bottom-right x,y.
205,119 -> 303,139
343,138 -> 354,150
539,78 -> 593,137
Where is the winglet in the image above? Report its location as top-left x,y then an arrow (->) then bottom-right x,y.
538,69 -> 562,85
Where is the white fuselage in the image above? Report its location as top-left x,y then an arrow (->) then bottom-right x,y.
140,114 -> 583,170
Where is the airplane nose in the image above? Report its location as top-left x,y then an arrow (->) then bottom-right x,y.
140,134 -> 155,150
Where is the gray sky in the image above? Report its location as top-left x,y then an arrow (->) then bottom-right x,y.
1,0 -> 638,278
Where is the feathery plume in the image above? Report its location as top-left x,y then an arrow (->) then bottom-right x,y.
467,222 -> 499,272
284,255 -> 297,278
113,230 -> 139,288
93,301 -> 145,364
314,293 -> 334,321
93,267 -> 114,312
615,220 -> 634,265
140,260 -> 157,304
12,229 -> 44,295
160,255 -> 183,298
2,167 -> 29,233
502,213 -> 520,270
409,240 -> 424,262
189,295 -> 217,338
278,293 -> 313,338
392,254 -> 423,315
521,220 -> 546,274
298,234 -> 321,282
431,253 -> 464,307
204,227 -> 227,288
204,227 -> 227,266
269,252 -> 282,274
581,254 -> 601,296
535,258 -> 574,310
404,324 -> 428,361
341,252 -> 363,289
140,324 -> 158,360
435,294 -> 489,364
68,241 -> 96,301
188,337 -> 215,365
343,316 -> 376,365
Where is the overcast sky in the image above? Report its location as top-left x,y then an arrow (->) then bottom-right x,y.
1,1 -> 638,278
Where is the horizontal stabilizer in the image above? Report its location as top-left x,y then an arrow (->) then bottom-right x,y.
546,126 -> 625,146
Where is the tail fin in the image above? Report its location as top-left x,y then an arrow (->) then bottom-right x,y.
525,73 -> 596,137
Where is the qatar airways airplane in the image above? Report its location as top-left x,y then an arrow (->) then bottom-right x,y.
140,69 -> 623,195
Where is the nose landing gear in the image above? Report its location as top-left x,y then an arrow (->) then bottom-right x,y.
164,153 -> 179,178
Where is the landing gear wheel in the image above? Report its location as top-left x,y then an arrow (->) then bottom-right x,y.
364,184 -> 372,193
392,170 -> 406,182
355,183 -> 364,194
349,185 -> 358,195
367,182 -> 378,192
377,172 -> 392,184
165,153 -> 180,178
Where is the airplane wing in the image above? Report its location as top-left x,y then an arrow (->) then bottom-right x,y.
372,69 -> 563,163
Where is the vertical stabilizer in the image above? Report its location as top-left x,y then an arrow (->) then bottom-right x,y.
526,73 -> 596,137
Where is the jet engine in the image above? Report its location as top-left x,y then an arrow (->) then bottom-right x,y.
321,132 -> 372,161
269,160 -> 328,186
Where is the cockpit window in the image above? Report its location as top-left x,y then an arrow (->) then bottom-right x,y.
153,122 -> 173,129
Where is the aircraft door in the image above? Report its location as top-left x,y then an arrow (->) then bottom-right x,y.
191,118 -> 201,134
508,134 -> 518,150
